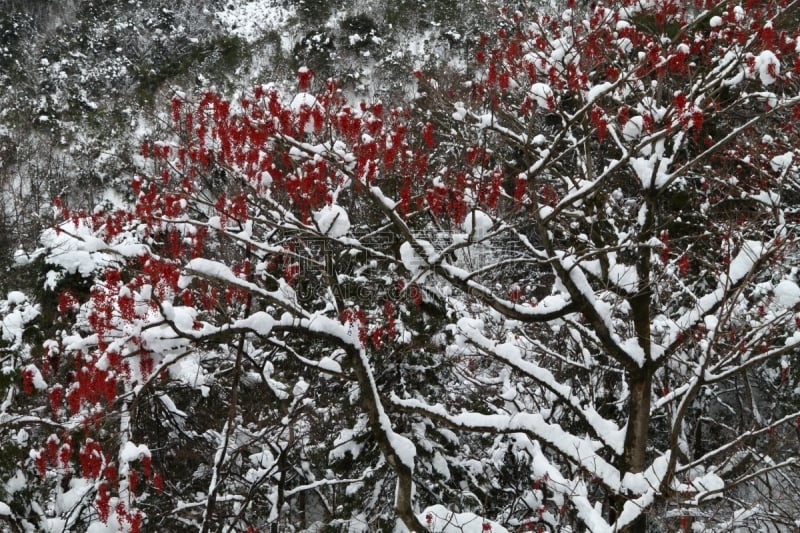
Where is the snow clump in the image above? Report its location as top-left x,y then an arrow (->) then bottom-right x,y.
313,204 -> 351,238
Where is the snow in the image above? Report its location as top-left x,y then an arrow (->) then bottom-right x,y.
431,451 -> 451,480
56,478 -> 94,519
615,455 -> 673,528
384,410 -> 417,469
4,470 -> 25,496
461,209 -> 493,240
452,101 -> 467,121
631,153 -> 672,189
622,116 -> 644,142
750,189 -> 780,207
770,152 -> 794,173
215,0 -> 293,44
292,378 -> 308,397
674,240 -> 766,334
691,471 -> 725,499
754,50 -> 780,85
530,82 -> 554,109
477,112 -> 496,128
454,317 -> 626,453
291,92 -> 317,113
0,502 -> 10,516
120,441 -> 150,463
330,427 -> 365,461
313,204 -> 351,238
2,294 -> 39,348
586,82 -> 613,103
395,505 -> 510,533
42,518 -> 68,532
86,521 -> 119,533
317,356 -> 342,373
370,186 -> 398,210
232,311 -> 275,336
6,291 -> 26,305
609,263 -> 638,292
709,15 -> 723,28
621,337 -> 646,367
703,315 -> 719,334
139,319 -> 194,357
8,4 -> 800,531
183,258 -> 288,305
40,220 -> 148,278
728,240 -> 765,281
616,36 -> 633,54
392,395 -> 623,490
720,52 -> 746,87
24,364 -> 48,391
399,240 -> 438,277
246,449 -> 276,481
168,353 -> 210,391
774,280 -> 800,309
621,453 -> 669,494
719,507 -> 761,530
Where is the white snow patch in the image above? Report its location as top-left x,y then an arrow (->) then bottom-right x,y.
774,280 -> 800,309
452,101 -> 467,121
431,451 -> 451,480
530,83 -> 554,109
621,337 -> 646,367
691,471 -> 725,499
2,295 -> 39,348
6,291 -> 26,305
120,441 -> 151,463
4,470 -> 26,496
369,186 -> 398,210
461,210 -> 493,240
330,428 -> 364,461
399,240 -> 437,276
313,204 -> 350,238
770,152 -> 794,173
86,520 -> 119,533
290,92 -> 317,112
56,478 -> 94,517
397,505 -> 510,533
754,50 -> 780,85
586,82 -> 613,103
215,0 -> 293,44
233,311 -> 275,336
609,263 -> 638,292
631,153 -> 672,189
23,364 -> 48,391
622,116 -> 644,142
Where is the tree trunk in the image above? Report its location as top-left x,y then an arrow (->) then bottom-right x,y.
618,190 -> 655,533
619,372 -> 652,533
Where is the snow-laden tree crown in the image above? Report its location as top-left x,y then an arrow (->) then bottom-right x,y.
2,1 -> 800,532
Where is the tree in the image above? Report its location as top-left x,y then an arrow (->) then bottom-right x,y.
3,0 -> 800,531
